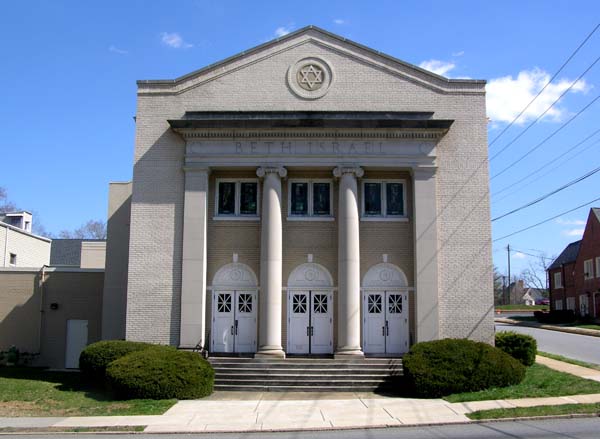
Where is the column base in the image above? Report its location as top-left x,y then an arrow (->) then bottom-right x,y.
334,347 -> 364,359
254,346 -> 286,359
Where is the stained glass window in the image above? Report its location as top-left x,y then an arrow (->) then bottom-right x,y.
368,294 -> 382,313
290,183 -> 309,215
293,294 -> 307,313
388,294 -> 402,314
238,293 -> 253,313
217,293 -> 232,313
218,182 -> 236,215
313,294 -> 328,314
240,182 -> 258,215
364,183 -> 382,215
313,183 -> 331,216
386,183 -> 404,216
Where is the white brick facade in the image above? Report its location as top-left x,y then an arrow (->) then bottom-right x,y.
0,223 -> 51,268
125,27 -> 493,349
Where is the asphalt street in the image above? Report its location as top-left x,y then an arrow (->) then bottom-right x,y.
5,418 -> 600,438
496,323 -> 600,364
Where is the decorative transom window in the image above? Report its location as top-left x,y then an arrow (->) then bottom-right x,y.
361,180 -> 406,219
584,259 -> 594,280
288,180 -> 332,218
388,294 -> 402,314
215,179 -> 259,218
217,293 -> 232,313
313,294 -> 328,314
368,294 -> 382,314
238,294 -> 253,313
553,272 -> 562,289
293,294 -> 307,314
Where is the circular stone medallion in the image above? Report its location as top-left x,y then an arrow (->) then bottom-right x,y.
287,57 -> 333,99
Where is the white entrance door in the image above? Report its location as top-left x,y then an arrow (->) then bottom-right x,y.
65,319 -> 88,369
211,290 -> 257,353
287,290 -> 333,354
363,291 -> 408,355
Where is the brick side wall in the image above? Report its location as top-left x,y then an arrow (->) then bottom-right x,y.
1,225 -> 50,268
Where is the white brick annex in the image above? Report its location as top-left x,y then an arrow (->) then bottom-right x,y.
123,26 -> 493,358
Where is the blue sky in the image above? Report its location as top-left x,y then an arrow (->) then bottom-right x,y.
1,1 -> 599,280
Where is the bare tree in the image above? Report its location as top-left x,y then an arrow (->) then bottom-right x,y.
493,266 -> 504,305
0,187 -> 17,212
520,253 -> 553,298
59,220 -> 106,239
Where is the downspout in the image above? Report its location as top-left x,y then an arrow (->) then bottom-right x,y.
38,265 -> 48,354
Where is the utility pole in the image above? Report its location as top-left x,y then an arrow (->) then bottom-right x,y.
507,244 -> 511,304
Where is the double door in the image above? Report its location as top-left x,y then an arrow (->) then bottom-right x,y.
211,290 -> 257,353
287,290 -> 333,354
363,291 -> 408,355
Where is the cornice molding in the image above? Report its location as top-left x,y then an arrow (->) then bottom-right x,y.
174,129 -> 448,140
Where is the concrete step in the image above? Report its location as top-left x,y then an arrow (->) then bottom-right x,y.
208,357 -> 403,392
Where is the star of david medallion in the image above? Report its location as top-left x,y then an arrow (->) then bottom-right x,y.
287,57 -> 333,99
297,64 -> 324,90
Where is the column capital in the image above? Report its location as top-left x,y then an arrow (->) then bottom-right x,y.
257,166 -> 287,178
333,166 -> 364,179
410,166 -> 437,179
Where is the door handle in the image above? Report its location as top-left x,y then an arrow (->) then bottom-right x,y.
386,320 -> 389,336
230,326 -> 234,335
307,326 -> 310,336
382,326 -> 385,336
235,320 -> 238,335
310,326 -> 314,336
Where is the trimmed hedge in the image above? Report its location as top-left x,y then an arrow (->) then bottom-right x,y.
106,347 -> 214,399
534,310 -> 576,324
495,331 -> 537,366
79,340 -> 155,382
403,339 -> 525,398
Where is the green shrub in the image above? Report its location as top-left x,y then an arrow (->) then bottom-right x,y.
403,338 -> 525,398
106,347 -> 214,399
495,331 -> 537,366
79,340 -> 155,382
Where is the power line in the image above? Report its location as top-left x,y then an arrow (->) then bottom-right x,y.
492,164 -> 600,221
488,23 -> 600,149
490,55 -> 600,162
493,196 -> 600,242
491,94 -> 600,180
492,128 -> 600,199
510,248 -> 555,261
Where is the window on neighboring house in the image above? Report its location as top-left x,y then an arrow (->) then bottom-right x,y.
584,259 -> 594,280
361,180 -> 406,220
554,300 -> 563,310
288,180 -> 332,219
215,179 -> 259,218
566,297 -> 576,311
553,272 -> 562,289
596,257 -> 600,279
9,253 -> 17,266
580,294 -> 589,316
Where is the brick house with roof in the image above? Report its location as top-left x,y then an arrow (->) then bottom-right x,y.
548,208 -> 600,316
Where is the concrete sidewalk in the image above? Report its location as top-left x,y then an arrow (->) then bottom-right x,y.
3,356 -> 600,433
496,317 -> 600,338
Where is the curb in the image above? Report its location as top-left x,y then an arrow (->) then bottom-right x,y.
495,318 -> 600,338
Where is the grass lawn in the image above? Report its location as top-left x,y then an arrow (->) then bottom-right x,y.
508,316 -> 538,322
444,363 -> 600,403
467,403 -> 600,420
538,351 -> 600,371
495,305 -> 548,311
570,324 -> 600,331
0,367 -> 176,417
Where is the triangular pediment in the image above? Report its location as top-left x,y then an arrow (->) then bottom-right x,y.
137,26 -> 484,98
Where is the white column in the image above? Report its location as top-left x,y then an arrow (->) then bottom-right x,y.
412,167 -> 439,342
180,167 -> 210,350
255,166 -> 287,358
333,166 -> 364,358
